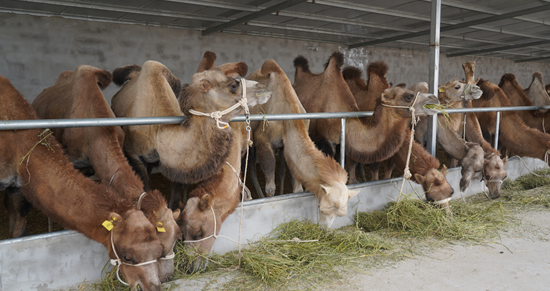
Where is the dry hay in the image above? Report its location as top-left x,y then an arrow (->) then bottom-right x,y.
93,169 -> 550,290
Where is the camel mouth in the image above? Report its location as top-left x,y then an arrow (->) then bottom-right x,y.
422,100 -> 440,116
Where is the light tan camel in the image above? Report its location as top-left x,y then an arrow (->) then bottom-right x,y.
31,65 -> 181,282
293,53 -> 439,178
473,79 -> 550,197
169,53 -> 254,272
524,72 -> 550,112
110,61 -> 270,190
248,59 -> 359,227
500,73 -> 550,132
0,75 -> 165,291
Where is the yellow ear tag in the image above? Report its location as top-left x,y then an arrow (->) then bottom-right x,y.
156,222 -> 166,233
438,88 -> 445,93
102,220 -> 114,231
223,125 -> 228,129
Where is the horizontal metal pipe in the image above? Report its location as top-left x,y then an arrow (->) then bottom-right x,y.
2,105 -> 549,130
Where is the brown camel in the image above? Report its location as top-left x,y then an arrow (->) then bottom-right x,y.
0,75 -> 165,291
30,65 -> 181,282
472,79 -> 550,198
248,59 -> 358,227
110,60 -> 270,190
293,53 -> 439,181
392,129 -> 454,203
499,73 -> 550,132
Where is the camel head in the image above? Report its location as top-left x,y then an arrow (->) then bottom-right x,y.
108,209 -> 164,291
482,153 -> 507,199
381,85 -> 440,117
438,79 -> 482,103
177,194 -> 220,273
459,143 -> 485,192
181,68 -> 271,122
318,183 -> 360,228
415,165 -> 454,205
139,190 -> 182,283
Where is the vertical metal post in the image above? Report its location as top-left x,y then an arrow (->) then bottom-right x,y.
340,118 -> 346,168
494,111 -> 500,149
426,0 -> 441,156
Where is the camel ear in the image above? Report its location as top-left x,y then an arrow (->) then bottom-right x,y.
95,69 -> 112,90
320,185 -> 331,196
198,79 -> 211,92
441,165 -> 448,176
172,209 -> 181,220
502,156 -> 507,165
199,194 -> 211,211
414,173 -> 426,184
178,201 -> 185,210
348,189 -> 360,198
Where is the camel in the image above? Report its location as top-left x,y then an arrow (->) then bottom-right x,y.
293,52 -> 439,181
392,129 -> 454,203
524,72 -> 550,112
30,65 -> 181,282
172,53 -> 255,272
110,60 -> 270,191
499,73 -> 550,132
0,75 -> 165,291
472,78 -> 550,198
247,59 -> 358,227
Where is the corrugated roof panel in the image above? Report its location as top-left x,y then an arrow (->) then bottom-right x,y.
119,13 -> 180,24
193,6 -> 236,18
312,6 -> 365,19
277,18 -> 335,28
0,0 -> 66,14
390,1 -> 432,16
170,18 -> 214,28
87,0 -> 151,8
142,1 -> 206,14
288,2 -> 333,14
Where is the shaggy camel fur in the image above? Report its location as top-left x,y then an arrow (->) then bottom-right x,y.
0,75 -> 165,290
248,59 -> 358,227
293,53 -> 439,178
31,65 -> 181,282
110,61 -> 270,190
177,122 -> 247,272
392,129 -> 455,203
500,73 -> 550,132
472,79 -> 550,196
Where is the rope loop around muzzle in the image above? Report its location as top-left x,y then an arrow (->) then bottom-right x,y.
188,78 -> 250,129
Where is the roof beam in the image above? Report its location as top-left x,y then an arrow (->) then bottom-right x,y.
201,0 -> 307,36
447,39 -> 550,58
349,3 -> 550,48
515,55 -> 550,63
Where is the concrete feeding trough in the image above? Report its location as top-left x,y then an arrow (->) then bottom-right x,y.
0,157 -> 546,290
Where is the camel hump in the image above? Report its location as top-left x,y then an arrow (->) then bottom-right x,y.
342,66 -> 362,80
112,64 -> 141,86
217,62 -> 248,77
93,68 -> 112,90
197,51 -> 217,72
293,55 -> 310,73
261,59 -> 283,75
498,73 -> 517,87
532,71 -> 543,81
367,61 -> 389,77
323,51 -> 344,71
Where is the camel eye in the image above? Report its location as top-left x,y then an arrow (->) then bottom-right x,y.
193,229 -> 204,240
434,180 -> 441,186
404,93 -> 413,101
123,255 -> 133,263
455,86 -> 460,90
229,81 -> 239,93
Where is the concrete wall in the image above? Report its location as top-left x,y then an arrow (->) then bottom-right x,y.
1,12 -> 550,104
0,156 -> 546,290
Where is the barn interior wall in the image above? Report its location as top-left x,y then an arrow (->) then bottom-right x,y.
1,12 -> 550,104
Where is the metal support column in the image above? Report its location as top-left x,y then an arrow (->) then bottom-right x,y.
426,0 -> 441,156
494,111 -> 500,149
340,118 -> 346,168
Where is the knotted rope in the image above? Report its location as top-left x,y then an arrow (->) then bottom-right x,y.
381,92 -> 420,195
188,79 -> 250,129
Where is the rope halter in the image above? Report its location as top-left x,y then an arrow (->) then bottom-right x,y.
225,161 -> 252,201
182,205 -> 238,244
109,229 -> 158,286
460,83 -> 473,99
188,78 -> 250,129
381,91 -> 420,126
